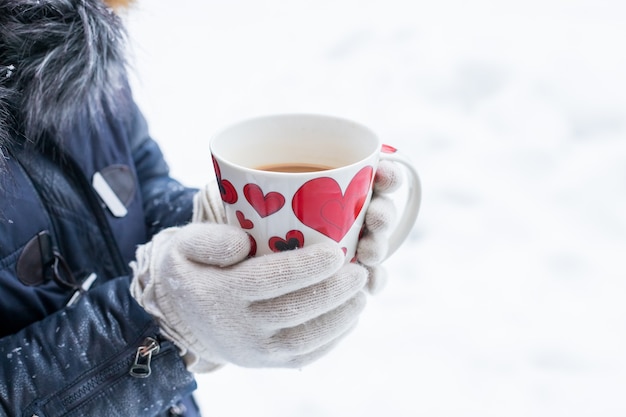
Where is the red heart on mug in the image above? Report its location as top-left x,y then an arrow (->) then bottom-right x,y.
218,179 -> 238,204
381,144 -> 397,154
244,184 -> 285,217
269,230 -> 305,252
292,166 -> 373,242
212,156 -> 238,204
236,210 -> 254,229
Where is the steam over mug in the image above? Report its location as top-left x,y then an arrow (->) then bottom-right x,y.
209,114 -> 421,261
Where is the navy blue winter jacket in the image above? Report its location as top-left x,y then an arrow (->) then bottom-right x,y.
0,1 -> 202,415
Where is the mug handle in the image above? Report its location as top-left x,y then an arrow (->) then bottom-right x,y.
378,146 -> 422,260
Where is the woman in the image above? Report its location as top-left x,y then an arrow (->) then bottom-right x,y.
0,0 -> 398,415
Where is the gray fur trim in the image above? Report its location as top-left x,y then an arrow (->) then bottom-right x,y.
0,0 -> 129,148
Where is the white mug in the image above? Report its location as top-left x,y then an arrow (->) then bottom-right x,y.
209,114 -> 421,261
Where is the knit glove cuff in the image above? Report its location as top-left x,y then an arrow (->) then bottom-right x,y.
192,177 -> 226,224
130,228 -> 229,372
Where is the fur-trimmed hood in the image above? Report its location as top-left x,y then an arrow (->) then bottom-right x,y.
0,0 -> 128,151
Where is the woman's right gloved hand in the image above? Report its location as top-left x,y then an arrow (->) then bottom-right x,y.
130,223 -> 368,373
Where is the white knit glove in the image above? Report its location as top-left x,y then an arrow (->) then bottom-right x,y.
130,223 -> 368,373
355,160 -> 402,294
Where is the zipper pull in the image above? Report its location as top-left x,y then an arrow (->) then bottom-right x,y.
129,337 -> 160,378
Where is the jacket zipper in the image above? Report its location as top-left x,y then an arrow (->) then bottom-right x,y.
41,141 -> 129,276
57,334 -> 169,411
129,336 -> 160,378
66,162 -> 129,276
11,142 -> 129,278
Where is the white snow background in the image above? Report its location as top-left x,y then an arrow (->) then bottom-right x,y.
124,1 -> 626,416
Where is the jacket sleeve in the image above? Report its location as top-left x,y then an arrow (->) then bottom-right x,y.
0,277 -> 196,417
127,99 -> 199,237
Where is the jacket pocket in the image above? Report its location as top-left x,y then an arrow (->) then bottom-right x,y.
25,330 -> 194,417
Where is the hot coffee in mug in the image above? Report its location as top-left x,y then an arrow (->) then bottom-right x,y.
256,162 -> 334,173
209,114 -> 421,261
